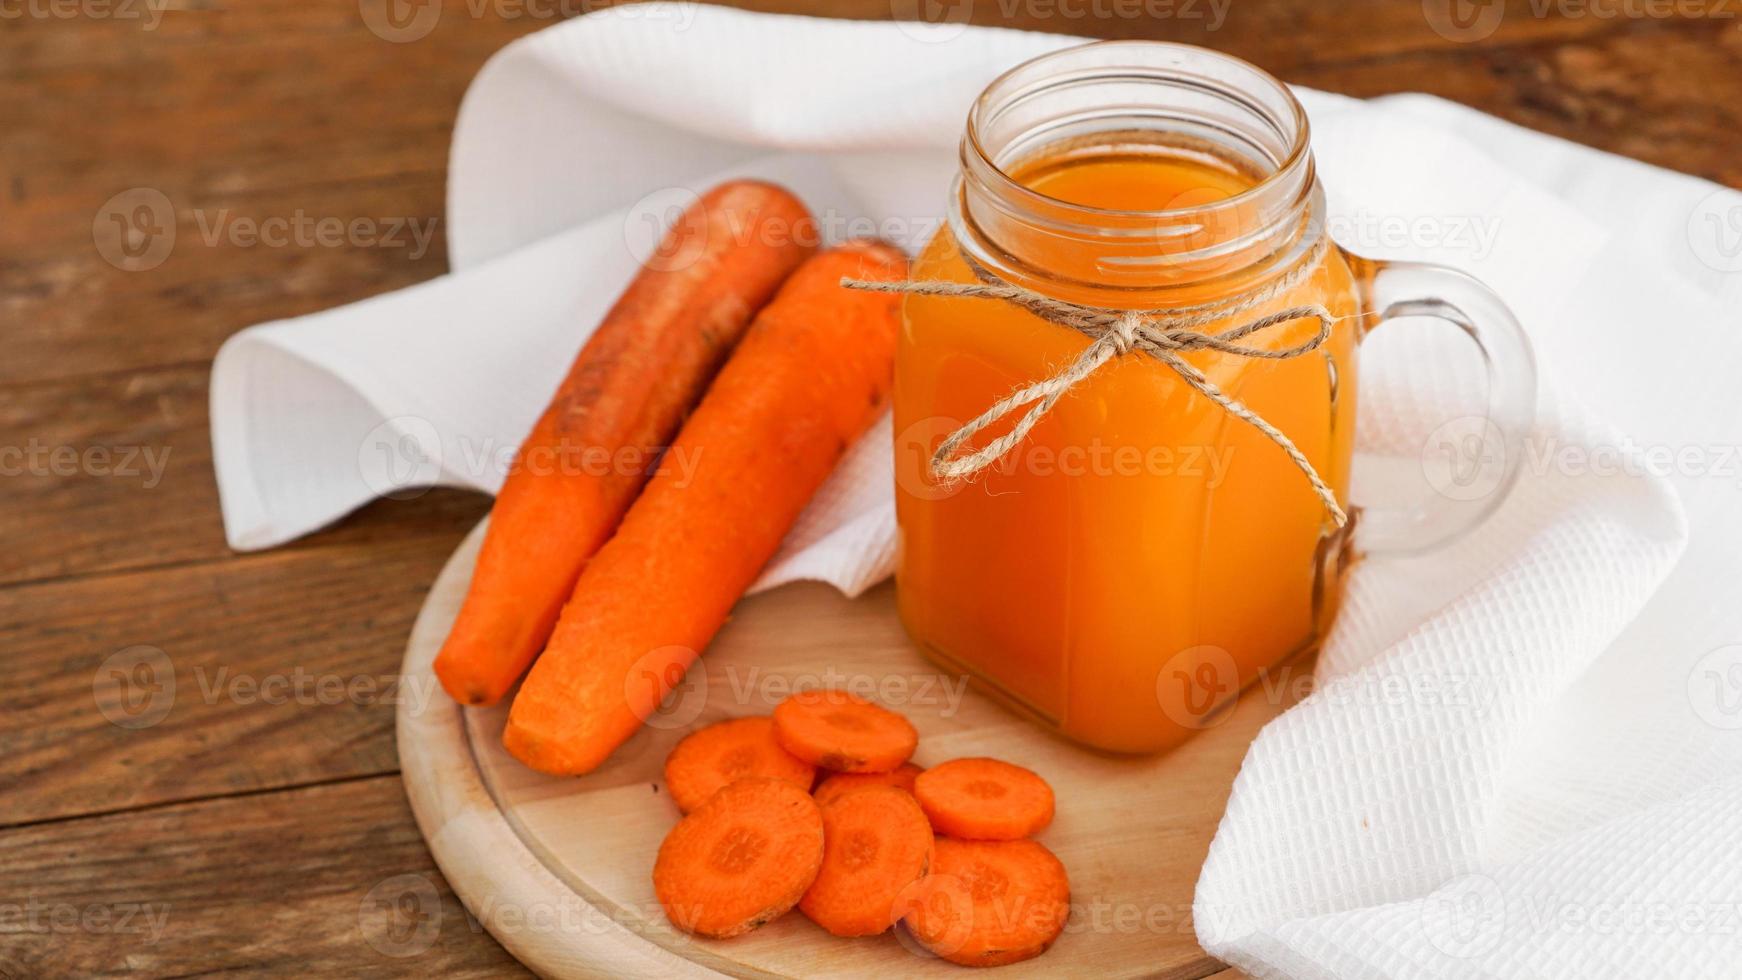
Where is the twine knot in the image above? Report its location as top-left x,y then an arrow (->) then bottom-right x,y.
842,241 -> 1349,528
1110,312 -> 1144,355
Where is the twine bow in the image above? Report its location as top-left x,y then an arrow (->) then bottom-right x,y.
842,244 -> 1348,527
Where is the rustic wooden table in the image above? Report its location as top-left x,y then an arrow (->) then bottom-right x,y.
2,1 -> 1736,976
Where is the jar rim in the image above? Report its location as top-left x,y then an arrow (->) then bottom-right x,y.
963,39 -> 1313,224
953,40 -> 1321,294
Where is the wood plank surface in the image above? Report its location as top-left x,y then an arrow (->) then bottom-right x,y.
2,535 -> 467,828
3,0 -> 1738,976
0,362 -> 490,587
0,774 -> 532,978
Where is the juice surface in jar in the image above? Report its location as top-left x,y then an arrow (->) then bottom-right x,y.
894,137 -> 1361,753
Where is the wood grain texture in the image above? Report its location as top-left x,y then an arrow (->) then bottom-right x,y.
1,534 -> 473,827
0,362 -> 490,587
0,774 -> 532,978
1293,19 -> 1742,187
0,2 -> 540,388
3,0 -> 1738,976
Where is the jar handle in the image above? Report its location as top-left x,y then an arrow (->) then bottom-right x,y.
1349,255 -> 1538,555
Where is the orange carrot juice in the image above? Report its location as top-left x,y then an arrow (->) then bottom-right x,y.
894,140 -> 1360,754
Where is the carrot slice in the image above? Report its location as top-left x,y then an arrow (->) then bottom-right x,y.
897,838 -> 1070,967
652,777 -> 825,939
772,690 -> 918,774
813,762 -> 924,808
913,758 -> 1055,841
434,180 -> 815,707
502,241 -> 907,776
664,717 -> 816,814
797,786 -> 934,937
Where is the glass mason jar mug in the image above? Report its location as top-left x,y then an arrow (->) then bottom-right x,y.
893,42 -> 1535,754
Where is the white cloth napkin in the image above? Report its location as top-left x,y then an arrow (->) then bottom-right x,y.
210,8 -> 1742,977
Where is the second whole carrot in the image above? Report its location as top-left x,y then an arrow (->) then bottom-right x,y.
503,240 -> 908,776
433,181 -> 815,707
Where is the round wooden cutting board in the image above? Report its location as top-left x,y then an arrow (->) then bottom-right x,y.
398,519 -> 1294,978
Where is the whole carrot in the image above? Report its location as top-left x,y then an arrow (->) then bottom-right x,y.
434,181 -> 816,706
503,240 -> 908,775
